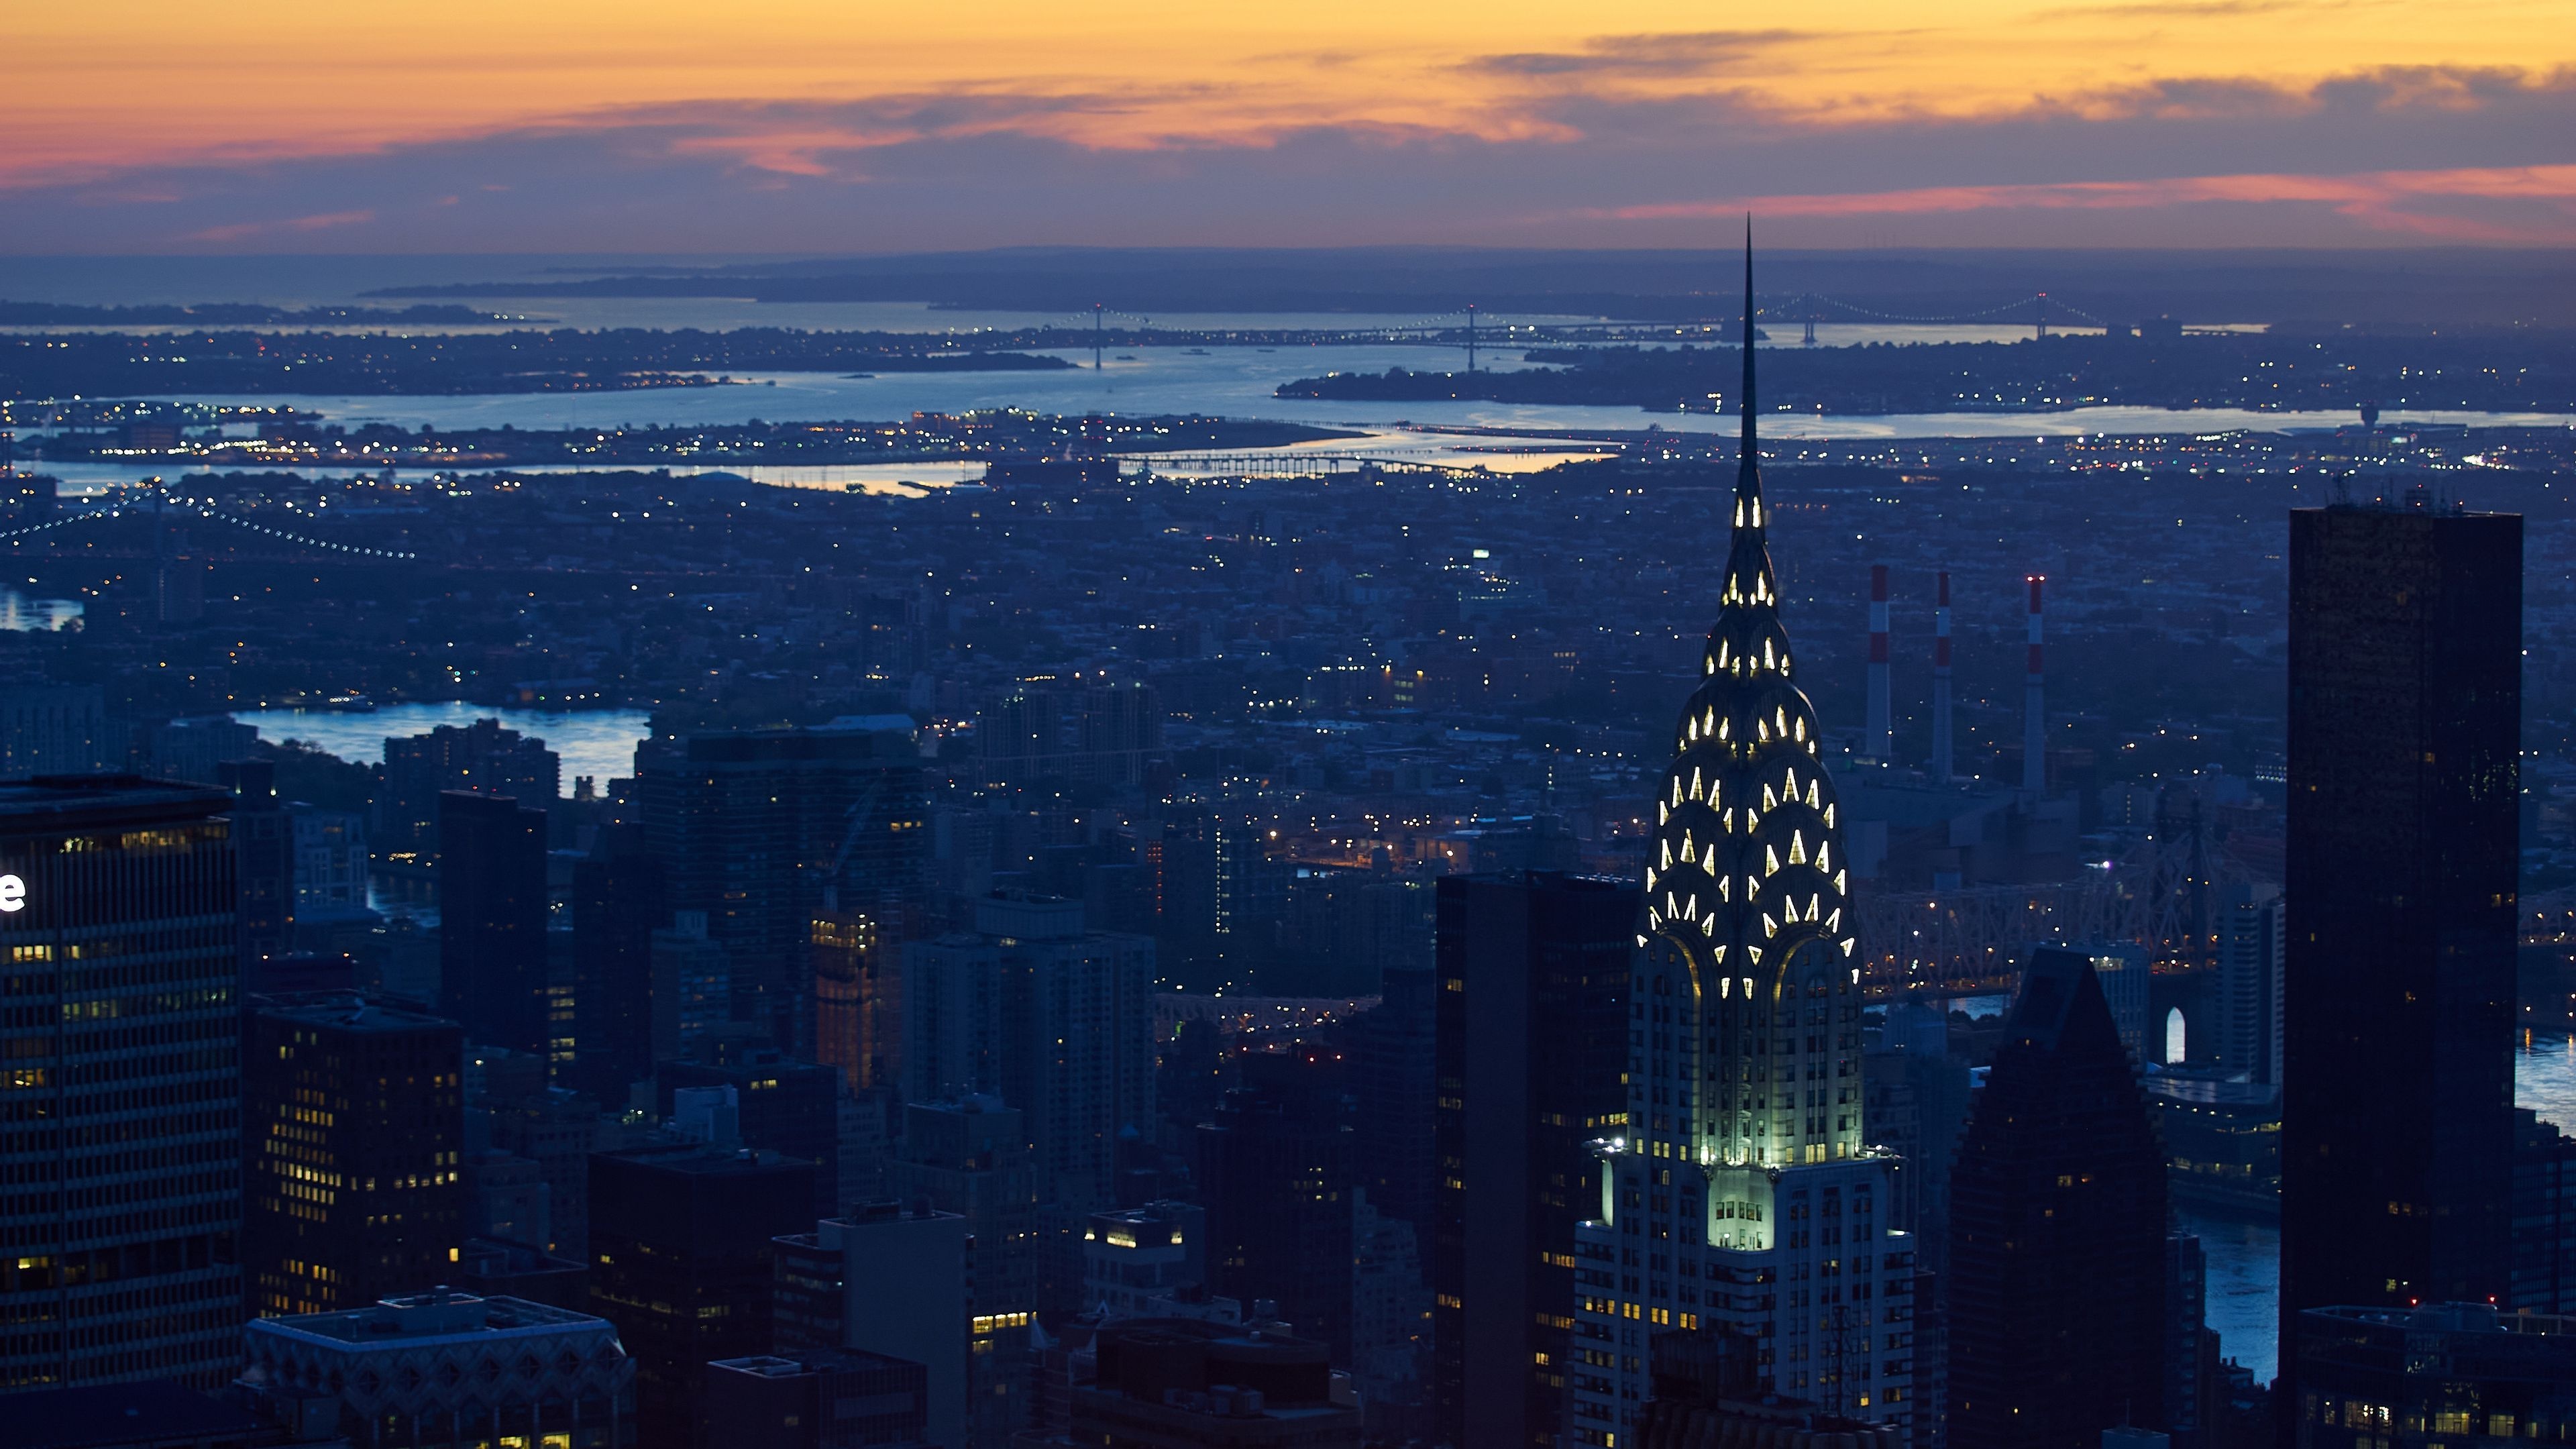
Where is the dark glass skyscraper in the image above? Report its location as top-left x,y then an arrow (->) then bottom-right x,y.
1430,871 -> 1629,1449
570,823 -> 668,1100
637,722 -> 927,1050
0,777 -> 243,1389
220,758 -> 292,971
1198,1049 -> 1356,1362
2281,496 -> 2520,1410
439,790 -> 551,1055
1947,947 -> 2169,1449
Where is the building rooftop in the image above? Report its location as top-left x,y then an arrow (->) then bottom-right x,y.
2306,1301 -> 2575,1336
248,1289 -> 609,1349
0,1381 -> 264,1449
598,1140 -> 813,1177
0,773 -> 230,830
246,991 -> 460,1034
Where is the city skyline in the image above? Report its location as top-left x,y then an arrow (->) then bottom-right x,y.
0,5 -> 2569,1440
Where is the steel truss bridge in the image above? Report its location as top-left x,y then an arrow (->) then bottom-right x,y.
1128,452 -> 1500,479
1854,828 -> 2212,1002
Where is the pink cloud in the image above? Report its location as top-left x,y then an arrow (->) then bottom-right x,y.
182,207 -> 377,243
666,127 -> 922,176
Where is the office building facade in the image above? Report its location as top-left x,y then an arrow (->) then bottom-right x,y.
1430,871 -> 1630,1449
901,894 -> 1155,1213
243,995 -> 466,1317
2292,1303 -> 2575,1449
587,1142 -> 819,1449
1198,1049 -> 1357,1362
0,776 -> 244,1389
2281,498 -> 2522,1402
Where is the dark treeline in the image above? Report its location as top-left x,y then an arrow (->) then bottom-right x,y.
27,413 -> 1359,465
0,327 -> 1076,397
1284,330 -> 2576,414
0,300 -> 515,326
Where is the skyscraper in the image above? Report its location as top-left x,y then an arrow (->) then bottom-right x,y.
1430,871 -> 1629,1449
2280,494 -> 2520,1412
243,995 -> 466,1317
1354,961 -> 1437,1235
1199,1049 -> 1357,1362
220,758 -> 293,971
810,896 -> 896,1094
2213,882 -> 2284,1085
1946,947 -> 2169,1449
0,776 -> 244,1389
885,1097 -> 1040,1445
439,790 -> 551,1055
900,894 -> 1156,1214
570,823 -> 668,1102
637,721 -> 927,1050
587,1142 -> 818,1449
1567,239 -> 1916,1443
657,1050 -> 843,1220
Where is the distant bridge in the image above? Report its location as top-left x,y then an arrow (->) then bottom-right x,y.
0,493 -> 417,559
1130,452 -> 1495,479
1854,828 -> 2208,1002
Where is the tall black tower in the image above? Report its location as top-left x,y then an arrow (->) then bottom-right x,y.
2280,495 -> 2520,1418
439,790 -> 550,1054
1947,946 -> 2169,1449
1430,871 -> 1630,1449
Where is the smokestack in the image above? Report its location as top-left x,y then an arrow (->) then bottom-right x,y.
1866,564 -> 1891,760
1932,570 -> 1953,784
2023,575 -> 2046,795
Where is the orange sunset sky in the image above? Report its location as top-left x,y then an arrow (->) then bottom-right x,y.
4,0 -> 2573,250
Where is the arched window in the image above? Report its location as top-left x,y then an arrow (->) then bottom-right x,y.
2164,1006 -> 2187,1065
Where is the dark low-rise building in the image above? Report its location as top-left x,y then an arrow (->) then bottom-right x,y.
2293,1303 -> 2576,1449
702,1352 -> 930,1449
238,1289 -> 634,1448
1062,1318 -> 1360,1448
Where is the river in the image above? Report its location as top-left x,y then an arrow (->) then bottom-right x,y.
234,702 -> 654,790
2179,1037 -> 2576,1389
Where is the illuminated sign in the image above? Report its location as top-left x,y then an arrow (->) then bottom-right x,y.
0,875 -> 22,912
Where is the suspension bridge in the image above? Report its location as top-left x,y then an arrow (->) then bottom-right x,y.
0,492 -> 416,559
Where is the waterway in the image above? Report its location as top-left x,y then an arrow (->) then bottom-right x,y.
233,702 -> 654,791
2179,1037 -> 2576,1388
98,355 -> 2576,443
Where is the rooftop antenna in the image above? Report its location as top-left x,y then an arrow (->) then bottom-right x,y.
1740,217 -> 1758,464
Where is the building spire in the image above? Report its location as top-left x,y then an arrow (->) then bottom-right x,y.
1739,216 -> 1758,470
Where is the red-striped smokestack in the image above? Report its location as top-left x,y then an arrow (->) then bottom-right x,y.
1932,570 -> 1953,784
2023,575 -> 2047,794
1865,564 -> 1891,759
